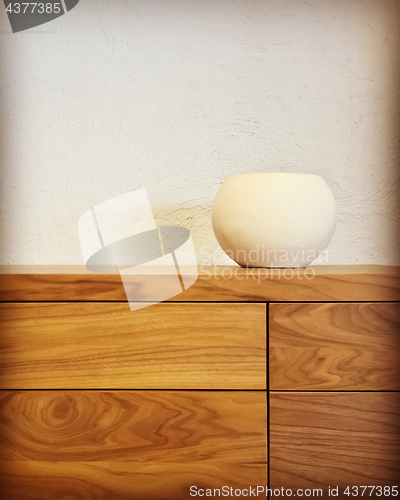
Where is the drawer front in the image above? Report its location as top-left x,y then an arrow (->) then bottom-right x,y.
0,390 -> 267,499
0,302 -> 266,390
270,302 -> 400,390
270,392 -> 400,491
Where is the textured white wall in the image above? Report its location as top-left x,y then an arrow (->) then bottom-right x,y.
0,0 -> 399,266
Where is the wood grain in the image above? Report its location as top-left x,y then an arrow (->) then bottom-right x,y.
269,302 -> 400,390
270,392 -> 400,492
0,302 -> 266,389
0,390 -> 267,499
1,265 -> 399,302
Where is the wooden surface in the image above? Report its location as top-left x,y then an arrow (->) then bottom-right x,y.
0,302 -> 266,390
269,302 -> 400,390
1,265 -> 399,498
0,390 -> 267,499
270,392 -> 400,492
1,266 -> 399,302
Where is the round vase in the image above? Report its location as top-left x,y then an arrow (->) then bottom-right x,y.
212,173 -> 337,268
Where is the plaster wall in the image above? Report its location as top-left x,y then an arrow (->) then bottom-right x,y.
0,0 -> 399,266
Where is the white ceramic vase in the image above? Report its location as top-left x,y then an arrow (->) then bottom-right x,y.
212,173 -> 337,268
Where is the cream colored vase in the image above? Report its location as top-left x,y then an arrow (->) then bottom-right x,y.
212,173 -> 337,268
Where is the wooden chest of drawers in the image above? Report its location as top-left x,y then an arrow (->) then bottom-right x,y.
0,266 -> 399,499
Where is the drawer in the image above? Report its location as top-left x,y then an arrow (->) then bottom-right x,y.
0,390 -> 267,499
0,302 -> 266,390
270,392 -> 400,492
269,302 -> 400,390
